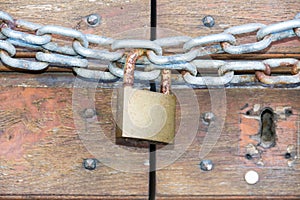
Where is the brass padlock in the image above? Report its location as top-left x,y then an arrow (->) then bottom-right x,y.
116,50 -> 176,143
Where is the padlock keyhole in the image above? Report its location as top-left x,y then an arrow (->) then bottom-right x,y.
259,108 -> 276,149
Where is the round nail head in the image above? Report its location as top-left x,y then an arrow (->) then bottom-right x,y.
84,108 -> 96,118
245,170 -> 259,185
202,16 -> 215,27
87,14 -> 101,26
202,112 -> 215,124
83,158 -> 97,170
200,159 -> 213,171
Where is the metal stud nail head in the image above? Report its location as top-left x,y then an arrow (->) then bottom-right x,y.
202,112 -> 215,124
86,14 -> 101,26
202,16 -> 215,27
83,158 -> 97,170
199,159 -> 213,171
84,108 -> 96,118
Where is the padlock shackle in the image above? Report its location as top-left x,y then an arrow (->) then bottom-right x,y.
161,69 -> 171,95
123,49 -> 145,86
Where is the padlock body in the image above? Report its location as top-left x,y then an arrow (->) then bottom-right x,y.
116,86 -> 176,143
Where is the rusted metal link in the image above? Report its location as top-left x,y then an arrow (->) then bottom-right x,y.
255,71 -> 300,84
264,65 -> 271,76
123,49 -> 145,86
161,69 -> 171,95
263,58 -> 300,75
255,59 -> 300,84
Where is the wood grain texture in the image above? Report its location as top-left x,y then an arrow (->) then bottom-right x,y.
0,79 -> 149,197
157,0 -> 300,54
1,0 -> 150,36
157,88 -> 300,198
0,0 -> 151,71
0,0 -> 300,199
0,73 -> 299,199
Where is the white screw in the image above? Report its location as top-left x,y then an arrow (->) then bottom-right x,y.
244,170 -> 259,185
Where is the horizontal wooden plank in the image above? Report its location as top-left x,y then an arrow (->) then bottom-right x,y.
157,88 -> 300,197
157,0 -> 300,54
0,73 -> 299,199
1,0 -> 150,37
0,76 -> 149,197
0,0 -> 152,71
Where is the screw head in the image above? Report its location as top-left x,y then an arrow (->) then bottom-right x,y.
83,158 -> 97,170
83,108 -> 96,118
199,159 -> 213,171
244,170 -> 259,185
202,112 -> 215,124
202,15 -> 215,27
86,14 -> 101,26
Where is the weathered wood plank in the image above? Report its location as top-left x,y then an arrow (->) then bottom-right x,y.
157,88 -> 300,197
1,0 -> 150,36
0,0 -> 300,199
0,73 -> 299,199
157,0 -> 300,54
0,83 -> 149,197
0,0 -> 151,71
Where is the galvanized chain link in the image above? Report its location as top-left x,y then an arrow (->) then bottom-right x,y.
0,10 -> 300,86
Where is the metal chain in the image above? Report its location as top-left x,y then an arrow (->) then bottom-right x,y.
0,10 -> 300,86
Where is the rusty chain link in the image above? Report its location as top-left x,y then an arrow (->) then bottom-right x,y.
0,10 -> 300,86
